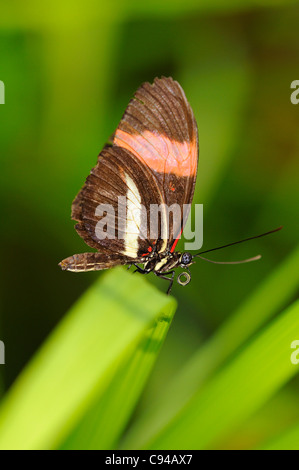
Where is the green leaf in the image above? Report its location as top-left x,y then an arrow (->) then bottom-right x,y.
0,267 -> 176,450
121,244 -> 299,448
61,300 -> 175,450
262,422 -> 299,450
127,298 -> 299,449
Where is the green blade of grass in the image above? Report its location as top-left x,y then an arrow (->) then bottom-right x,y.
261,422 -> 299,450
60,307 -> 175,450
120,244 -> 299,448
0,337 -> 4,397
0,267 -> 176,450
124,298 -> 299,449
214,386 -> 299,449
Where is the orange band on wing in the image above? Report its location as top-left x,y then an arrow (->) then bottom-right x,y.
115,129 -> 197,177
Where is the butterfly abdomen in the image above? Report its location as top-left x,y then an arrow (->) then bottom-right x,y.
59,252 -> 136,272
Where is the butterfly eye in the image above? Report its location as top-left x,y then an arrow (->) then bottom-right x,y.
181,252 -> 192,265
177,271 -> 191,286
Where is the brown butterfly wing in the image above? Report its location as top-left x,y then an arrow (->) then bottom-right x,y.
71,145 -> 165,259
114,76 -> 198,252
61,77 -> 198,272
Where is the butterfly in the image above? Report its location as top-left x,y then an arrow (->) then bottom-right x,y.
59,77 -> 281,294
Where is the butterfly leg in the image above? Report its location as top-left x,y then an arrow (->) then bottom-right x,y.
133,264 -> 150,275
155,270 -> 175,295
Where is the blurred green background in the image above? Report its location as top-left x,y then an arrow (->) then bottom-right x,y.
0,0 -> 299,450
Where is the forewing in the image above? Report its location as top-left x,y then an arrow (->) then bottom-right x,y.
114,76 -> 198,250
72,145 -> 165,259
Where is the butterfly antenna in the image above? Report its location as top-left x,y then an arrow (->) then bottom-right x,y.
197,254 -> 261,265
193,226 -> 282,258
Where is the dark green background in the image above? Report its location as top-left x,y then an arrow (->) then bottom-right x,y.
0,0 -> 298,449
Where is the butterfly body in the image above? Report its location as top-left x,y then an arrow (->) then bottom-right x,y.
60,247 -> 193,293
133,251 -> 193,294
141,250 -> 192,273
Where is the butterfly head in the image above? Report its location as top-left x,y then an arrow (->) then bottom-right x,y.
179,252 -> 193,267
